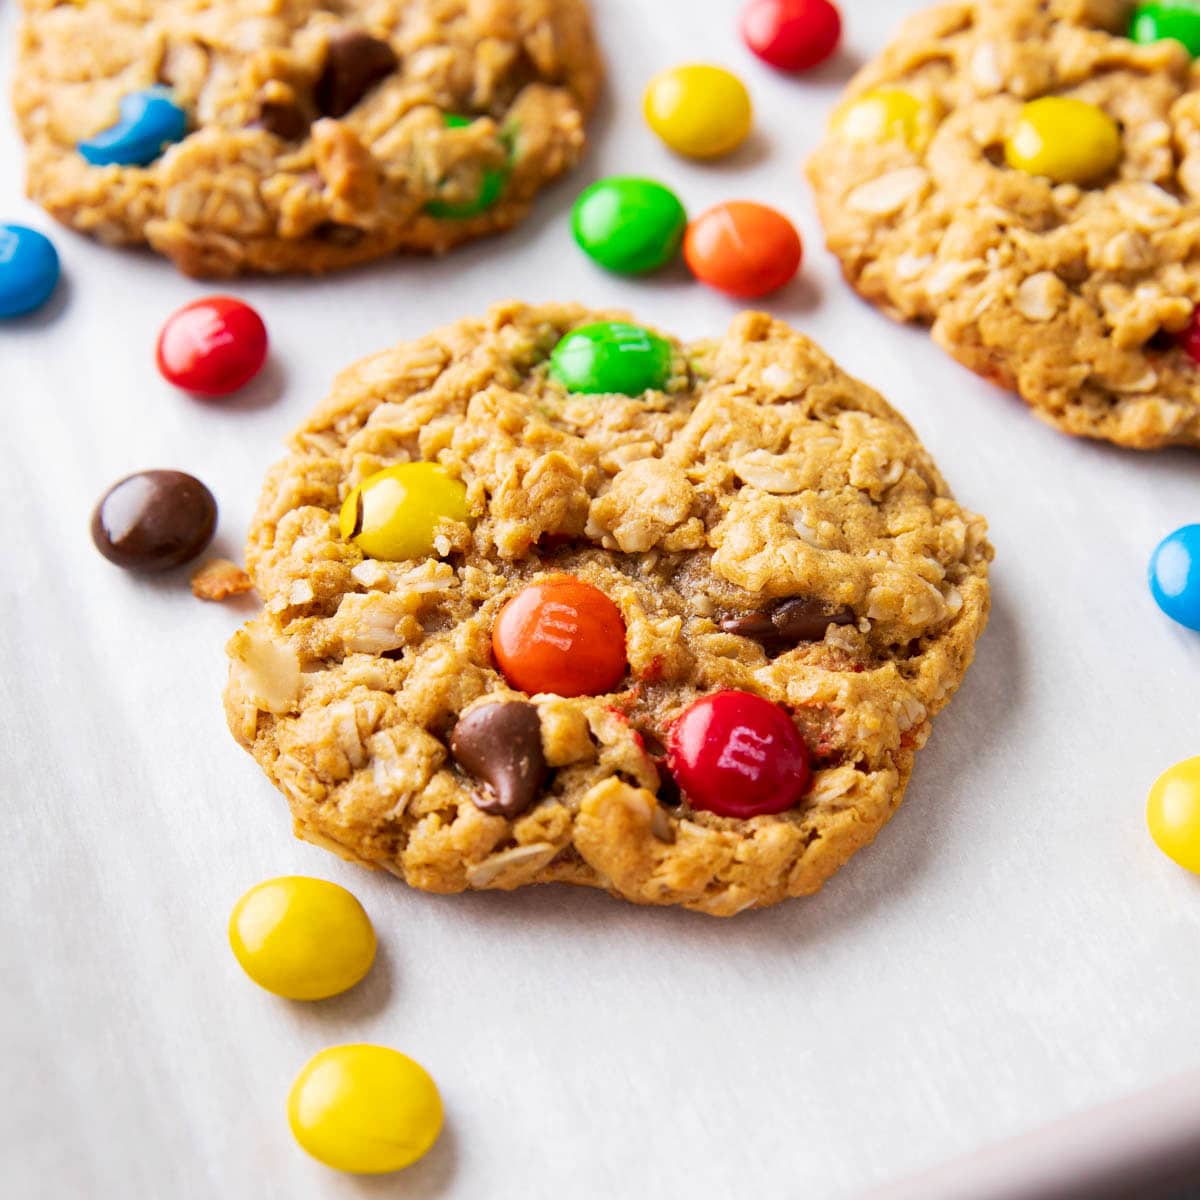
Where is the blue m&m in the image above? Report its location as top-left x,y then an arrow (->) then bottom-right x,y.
1149,524 -> 1200,630
78,87 -> 187,167
0,225 -> 60,318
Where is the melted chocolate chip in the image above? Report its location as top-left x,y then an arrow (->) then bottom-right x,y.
256,98 -> 309,140
91,470 -> 217,572
315,31 -> 398,117
720,597 -> 856,654
450,702 -> 548,818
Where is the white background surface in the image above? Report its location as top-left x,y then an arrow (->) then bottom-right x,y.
3,2 -> 1199,1198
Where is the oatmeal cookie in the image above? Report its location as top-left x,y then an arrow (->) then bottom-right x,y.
14,0 -> 600,277
807,0 -> 1200,450
224,302 -> 992,916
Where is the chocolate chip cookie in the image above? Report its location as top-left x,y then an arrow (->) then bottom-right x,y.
807,0 -> 1200,450
224,302 -> 992,916
14,0 -> 600,277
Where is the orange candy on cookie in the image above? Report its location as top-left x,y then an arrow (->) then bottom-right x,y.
492,576 -> 627,697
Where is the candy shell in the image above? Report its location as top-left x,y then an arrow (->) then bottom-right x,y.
0,224 -> 59,319
78,87 -> 187,167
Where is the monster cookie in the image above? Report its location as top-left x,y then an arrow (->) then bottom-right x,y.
14,0 -> 600,277
224,302 -> 991,916
807,0 -> 1200,450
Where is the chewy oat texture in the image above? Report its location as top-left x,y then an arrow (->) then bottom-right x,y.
14,0 -> 600,276
224,302 -> 992,916
807,0 -> 1200,449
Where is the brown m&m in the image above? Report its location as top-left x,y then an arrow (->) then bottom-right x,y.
91,470 -> 217,571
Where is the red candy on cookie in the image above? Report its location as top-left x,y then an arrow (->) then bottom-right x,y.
666,691 -> 811,818
740,0 -> 842,72
156,295 -> 268,397
492,576 -> 627,697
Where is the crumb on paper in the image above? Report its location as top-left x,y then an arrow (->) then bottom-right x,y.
191,558 -> 254,602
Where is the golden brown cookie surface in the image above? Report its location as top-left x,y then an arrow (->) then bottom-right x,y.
807,0 -> 1200,450
15,0 -> 600,276
224,302 -> 992,916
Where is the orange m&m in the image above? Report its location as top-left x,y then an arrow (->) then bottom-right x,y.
683,201 -> 802,298
492,576 -> 627,697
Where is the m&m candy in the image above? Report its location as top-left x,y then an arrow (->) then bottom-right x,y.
833,88 -> 928,148
683,201 -> 802,298
1149,524 -> 1200,630
740,0 -> 842,72
156,296 -> 268,397
288,1045 -> 443,1174
78,86 -> 187,167
666,690 -> 812,818
571,177 -> 687,275
91,470 -> 217,571
228,877 -> 376,1001
1148,757 -> 1200,873
424,114 -> 509,218
549,322 -> 674,395
492,576 -> 627,697
643,65 -> 753,159
0,224 -> 59,319
1130,2 -> 1200,57
1004,97 -> 1122,185
340,462 -> 471,561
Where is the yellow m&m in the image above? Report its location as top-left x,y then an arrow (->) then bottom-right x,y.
339,461 -> 471,561
229,876 -> 376,1001
1004,97 -> 1122,185
289,1045 -> 444,1174
643,64 -> 752,159
1147,756 -> 1200,874
833,88 -> 928,148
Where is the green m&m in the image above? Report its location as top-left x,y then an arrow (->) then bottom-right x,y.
425,114 -> 510,219
571,177 -> 687,274
549,322 -> 673,395
1130,2 -> 1200,56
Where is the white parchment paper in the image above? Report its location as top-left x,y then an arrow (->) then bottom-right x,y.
3,2 -> 1198,1198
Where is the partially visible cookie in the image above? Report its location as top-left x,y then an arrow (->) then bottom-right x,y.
224,303 -> 991,916
807,0 -> 1200,450
14,0 -> 600,277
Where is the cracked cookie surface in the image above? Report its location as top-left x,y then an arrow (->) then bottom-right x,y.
807,0 -> 1200,450
14,0 -> 600,276
224,301 -> 992,916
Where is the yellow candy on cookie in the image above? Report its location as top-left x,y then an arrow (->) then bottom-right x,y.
1005,96 -> 1121,185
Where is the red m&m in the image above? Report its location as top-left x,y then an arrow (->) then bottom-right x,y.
684,201 -> 802,298
667,691 -> 811,818
157,295 -> 268,397
492,576 -> 627,697
741,0 -> 842,72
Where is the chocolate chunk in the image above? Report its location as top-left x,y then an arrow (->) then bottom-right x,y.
256,98 -> 308,140
450,702 -> 548,818
91,470 -> 217,572
719,597 -> 856,654
315,31 -> 398,118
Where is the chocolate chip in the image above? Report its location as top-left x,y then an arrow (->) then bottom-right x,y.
91,470 -> 217,572
315,31 -> 398,118
719,597 -> 856,654
450,702 -> 548,818
255,98 -> 308,140
654,762 -> 682,808
313,221 -> 366,246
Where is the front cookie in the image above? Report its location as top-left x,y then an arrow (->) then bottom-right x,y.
224,302 -> 992,916
14,0 -> 600,277
807,0 -> 1200,450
